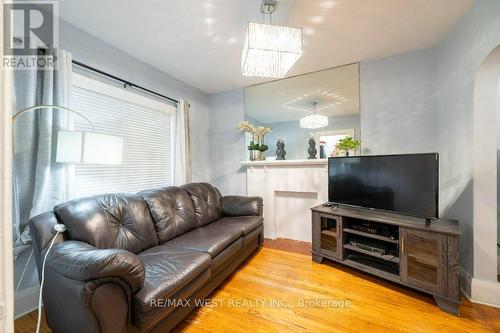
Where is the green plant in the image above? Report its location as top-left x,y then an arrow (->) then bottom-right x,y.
336,137 -> 361,152
248,141 -> 269,152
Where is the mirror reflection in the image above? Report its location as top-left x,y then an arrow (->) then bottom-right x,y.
244,63 -> 360,160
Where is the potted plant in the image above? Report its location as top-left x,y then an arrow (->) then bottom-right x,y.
254,126 -> 271,160
336,137 -> 361,157
239,121 -> 272,161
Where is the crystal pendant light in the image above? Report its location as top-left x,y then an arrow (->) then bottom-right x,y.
300,102 -> 328,129
241,0 -> 302,78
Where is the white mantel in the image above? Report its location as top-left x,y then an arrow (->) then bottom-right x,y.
241,159 -> 328,242
241,159 -> 328,167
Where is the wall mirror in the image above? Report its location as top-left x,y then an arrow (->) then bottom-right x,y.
244,63 -> 360,160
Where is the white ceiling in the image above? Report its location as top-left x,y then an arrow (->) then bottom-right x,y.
58,0 -> 475,94
245,63 -> 359,123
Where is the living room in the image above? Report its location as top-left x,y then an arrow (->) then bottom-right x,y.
1,0 -> 500,332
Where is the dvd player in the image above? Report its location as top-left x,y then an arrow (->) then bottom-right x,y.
349,239 -> 389,256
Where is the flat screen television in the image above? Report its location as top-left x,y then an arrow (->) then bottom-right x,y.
328,153 -> 439,220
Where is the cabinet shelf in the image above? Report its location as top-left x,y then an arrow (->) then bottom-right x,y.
343,228 -> 399,244
343,257 -> 400,281
311,204 -> 461,316
343,243 -> 400,264
321,228 -> 337,238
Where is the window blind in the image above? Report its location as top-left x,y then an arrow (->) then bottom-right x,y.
72,75 -> 175,198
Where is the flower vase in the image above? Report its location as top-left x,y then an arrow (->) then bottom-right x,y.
258,150 -> 266,161
257,135 -> 266,161
249,150 -> 259,161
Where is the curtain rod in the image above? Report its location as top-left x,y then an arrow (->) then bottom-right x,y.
71,60 -> 179,104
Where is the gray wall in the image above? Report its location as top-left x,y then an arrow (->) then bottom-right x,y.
59,20 -> 211,182
433,0 -> 500,275
264,114 -> 361,160
208,0 -> 500,276
360,0 -> 500,275
14,17 -> 212,315
209,89 -> 247,195
360,48 -> 437,155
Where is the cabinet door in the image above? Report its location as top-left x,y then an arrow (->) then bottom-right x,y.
400,228 -> 447,294
312,212 -> 342,259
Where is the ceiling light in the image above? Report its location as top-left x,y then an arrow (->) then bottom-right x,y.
300,114 -> 328,129
300,101 -> 328,129
241,0 -> 302,78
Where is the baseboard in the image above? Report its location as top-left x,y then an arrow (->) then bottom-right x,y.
497,253 -> 500,275
14,285 -> 39,319
459,267 -> 500,307
459,267 -> 472,299
470,278 -> 500,308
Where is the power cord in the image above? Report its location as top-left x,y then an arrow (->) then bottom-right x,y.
36,223 -> 66,333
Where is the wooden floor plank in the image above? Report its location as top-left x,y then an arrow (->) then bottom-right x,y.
15,247 -> 500,333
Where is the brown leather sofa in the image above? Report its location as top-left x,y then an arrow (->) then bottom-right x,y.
29,183 -> 263,333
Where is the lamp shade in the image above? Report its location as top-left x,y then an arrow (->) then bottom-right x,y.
56,130 -> 123,165
241,22 -> 302,78
56,131 -> 84,163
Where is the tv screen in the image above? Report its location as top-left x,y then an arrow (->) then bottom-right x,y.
328,153 -> 439,219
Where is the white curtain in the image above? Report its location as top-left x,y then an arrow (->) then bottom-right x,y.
12,49 -> 73,290
174,99 -> 192,185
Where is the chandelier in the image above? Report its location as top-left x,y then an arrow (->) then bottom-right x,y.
300,102 -> 328,129
241,0 -> 302,78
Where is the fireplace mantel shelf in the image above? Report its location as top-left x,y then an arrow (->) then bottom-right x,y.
240,159 -> 328,167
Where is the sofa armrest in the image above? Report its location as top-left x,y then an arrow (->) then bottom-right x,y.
222,196 -> 263,217
46,241 -> 145,292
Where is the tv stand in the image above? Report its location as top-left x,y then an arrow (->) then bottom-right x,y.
311,204 -> 461,315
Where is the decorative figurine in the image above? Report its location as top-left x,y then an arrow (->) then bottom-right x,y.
276,138 -> 286,160
308,134 -> 317,159
319,140 -> 326,159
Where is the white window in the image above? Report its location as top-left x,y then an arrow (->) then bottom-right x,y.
315,129 -> 355,157
71,73 -> 176,198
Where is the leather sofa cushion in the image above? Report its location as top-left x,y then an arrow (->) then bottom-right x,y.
54,193 -> 157,253
211,238 -> 242,273
139,186 -> 196,243
164,221 -> 242,257
181,183 -> 222,227
222,196 -> 263,217
134,246 -> 211,315
210,216 -> 263,236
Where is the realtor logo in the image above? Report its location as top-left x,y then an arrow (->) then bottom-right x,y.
2,1 -> 58,69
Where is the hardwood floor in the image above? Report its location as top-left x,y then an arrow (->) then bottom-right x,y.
15,246 -> 500,333
263,237 -> 312,256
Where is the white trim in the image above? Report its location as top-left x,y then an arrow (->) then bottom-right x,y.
459,267 -> 472,300
241,159 -> 328,166
72,73 -> 176,115
0,5 -> 14,330
472,46 -> 500,288
14,285 -> 40,319
460,266 -> 500,308
314,128 -> 355,141
470,278 -> 500,308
